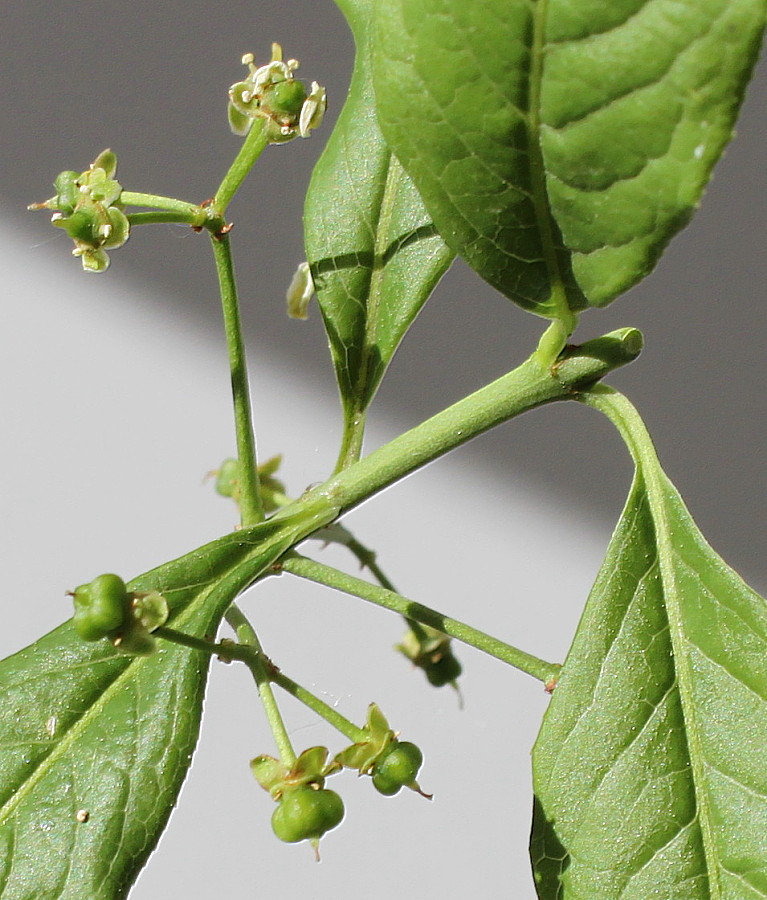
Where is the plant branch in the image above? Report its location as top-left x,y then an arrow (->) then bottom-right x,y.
213,119 -> 269,215
225,605 -> 296,765
155,622 -> 365,743
280,554 -> 561,684
270,669 -> 366,744
317,523 -> 428,639
120,191 -> 203,216
210,234 -> 264,526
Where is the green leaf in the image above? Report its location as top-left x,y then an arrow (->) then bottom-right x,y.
531,388 -> 767,899
372,0 -> 766,318
305,0 -> 453,451
0,500 -> 335,898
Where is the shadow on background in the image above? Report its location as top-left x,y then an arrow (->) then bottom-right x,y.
4,0 -> 767,582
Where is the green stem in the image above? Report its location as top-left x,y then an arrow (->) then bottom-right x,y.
270,670 -> 365,744
318,523 -> 425,637
333,406 -> 367,475
213,119 -> 269,215
156,622 -> 365,743
121,193 -> 225,233
225,605 -> 296,766
210,234 -> 264,526
127,211 -> 202,227
121,191 -> 201,214
280,555 -> 561,684
323,329 -> 643,518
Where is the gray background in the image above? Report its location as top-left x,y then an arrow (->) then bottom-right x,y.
1,2 -> 766,897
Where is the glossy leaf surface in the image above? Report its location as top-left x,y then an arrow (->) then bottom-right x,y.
0,503 -> 333,898
531,390 -> 767,899
372,0 -> 766,316
305,0 -> 453,426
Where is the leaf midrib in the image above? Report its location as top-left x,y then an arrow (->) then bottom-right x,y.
637,444 -> 721,896
528,0 -> 573,324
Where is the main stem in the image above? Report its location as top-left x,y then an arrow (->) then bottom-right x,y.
322,329 -> 643,517
210,234 -> 264,526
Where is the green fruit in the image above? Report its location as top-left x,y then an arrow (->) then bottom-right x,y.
425,652 -> 462,687
371,742 -> 423,796
271,786 -> 344,844
72,573 -> 128,641
262,79 -> 307,122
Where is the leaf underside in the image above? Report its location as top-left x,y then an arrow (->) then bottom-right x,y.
305,0 -> 453,419
531,442 -> 767,898
0,515 -> 312,899
372,0 -> 766,316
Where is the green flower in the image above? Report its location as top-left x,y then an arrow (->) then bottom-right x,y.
29,149 -> 130,273
227,43 -> 326,144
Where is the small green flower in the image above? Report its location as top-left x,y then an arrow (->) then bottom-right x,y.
29,150 -> 130,273
227,43 -> 326,144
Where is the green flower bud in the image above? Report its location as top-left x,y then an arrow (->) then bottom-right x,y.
271,786 -> 344,844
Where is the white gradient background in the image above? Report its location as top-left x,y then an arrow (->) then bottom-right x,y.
1,3 -> 766,897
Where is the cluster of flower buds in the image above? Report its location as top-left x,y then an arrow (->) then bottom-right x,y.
228,43 -> 326,143
69,573 -> 169,656
333,703 -> 430,798
397,624 -> 463,689
28,150 -> 129,273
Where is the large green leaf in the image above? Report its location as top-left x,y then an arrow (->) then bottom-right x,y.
0,500 -> 334,898
531,388 -> 767,899
372,0 -> 766,317
305,0 -> 453,433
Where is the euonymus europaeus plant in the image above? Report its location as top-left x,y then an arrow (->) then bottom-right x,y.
9,0 -> 767,896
